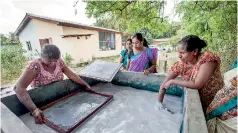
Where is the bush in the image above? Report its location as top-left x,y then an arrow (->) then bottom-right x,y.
167,49 -> 172,53
62,53 -> 73,66
1,45 -> 29,83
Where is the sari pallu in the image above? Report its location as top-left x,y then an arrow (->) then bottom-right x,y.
128,48 -> 158,73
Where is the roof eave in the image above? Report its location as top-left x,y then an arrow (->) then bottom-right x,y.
15,13 -> 131,36
14,13 -> 60,36
58,22 -> 122,34
14,14 -> 29,36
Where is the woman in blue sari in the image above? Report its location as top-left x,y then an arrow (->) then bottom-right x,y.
232,58 -> 238,69
119,39 -> 134,70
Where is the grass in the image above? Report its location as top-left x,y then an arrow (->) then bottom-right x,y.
93,55 -> 120,62
70,55 -> 120,73
70,54 -> 178,74
157,59 -> 178,74
1,54 -> 177,87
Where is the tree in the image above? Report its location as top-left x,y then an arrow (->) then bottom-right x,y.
1,32 -> 21,45
175,1 -> 237,72
1,45 -> 28,84
1,33 -> 28,84
94,13 -> 128,32
85,1 -> 172,36
84,1 -> 237,73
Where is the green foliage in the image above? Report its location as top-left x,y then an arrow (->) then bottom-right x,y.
1,45 -> 29,83
1,32 -> 21,45
86,1 -> 172,36
175,1 -> 237,73
85,1 -> 237,73
63,53 -> 73,66
167,49 -> 172,53
136,27 -> 153,44
94,13 -> 128,32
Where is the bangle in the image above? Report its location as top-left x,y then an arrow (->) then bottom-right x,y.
31,108 -> 39,116
160,88 -> 166,92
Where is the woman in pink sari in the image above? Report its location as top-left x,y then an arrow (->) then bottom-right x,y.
128,33 -> 158,75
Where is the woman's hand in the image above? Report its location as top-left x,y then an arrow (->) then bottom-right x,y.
144,69 -> 150,75
163,79 -> 174,89
120,67 -> 126,71
85,84 -> 95,92
158,86 -> 166,103
157,72 -> 178,103
155,101 -> 165,110
32,108 -> 45,124
62,64 -> 95,92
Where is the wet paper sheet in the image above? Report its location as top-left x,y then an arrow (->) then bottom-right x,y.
40,90 -> 113,133
19,83 -> 183,133
78,60 -> 122,82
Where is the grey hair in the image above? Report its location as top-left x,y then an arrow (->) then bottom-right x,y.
41,44 -> 61,59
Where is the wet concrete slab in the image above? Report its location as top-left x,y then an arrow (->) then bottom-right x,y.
78,60 -> 122,82
20,83 -> 183,133
1,103 -> 33,133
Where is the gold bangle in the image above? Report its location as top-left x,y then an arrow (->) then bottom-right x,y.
32,108 -> 39,116
159,88 -> 166,93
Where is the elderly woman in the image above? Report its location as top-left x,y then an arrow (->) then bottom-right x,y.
158,35 -> 224,113
14,44 -> 93,124
128,33 -> 158,74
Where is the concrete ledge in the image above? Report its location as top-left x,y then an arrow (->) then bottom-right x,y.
1,102 -> 33,133
183,89 -> 208,133
1,78 -> 99,116
1,70 -> 208,133
112,71 -> 183,96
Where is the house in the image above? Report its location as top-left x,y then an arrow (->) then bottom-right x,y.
152,38 -> 169,45
15,13 -> 131,64
151,38 -> 174,51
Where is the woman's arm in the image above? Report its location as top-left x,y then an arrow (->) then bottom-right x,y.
164,62 -> 217,89
14,67 -> 45,124
119,55 -> 123,63
126,59 -> 131,70
14,68 -> 37,112
119,54 -> 126,69
144,59 -> 157,75
158,71 -> 178,102
144,48 -> 158,75
147,59 -> 156,72
161,71 -> 179,86
62,64 -> 92,90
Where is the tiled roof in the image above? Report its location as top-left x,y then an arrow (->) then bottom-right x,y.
15,13 -> 131,36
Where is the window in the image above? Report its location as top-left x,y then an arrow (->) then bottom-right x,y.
26,41 -> 32,51
39,38 -> 52,48
99,32 -> 115,51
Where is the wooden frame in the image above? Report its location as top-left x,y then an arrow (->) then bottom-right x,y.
40,89 -> 113,133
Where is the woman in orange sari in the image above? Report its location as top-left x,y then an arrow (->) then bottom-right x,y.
158,35 -> 224,112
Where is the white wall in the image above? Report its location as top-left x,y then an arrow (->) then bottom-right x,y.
18,20 -> 38,57
18,19 -> 123,64
62,26 -> 99,63
62,27 -> 122,63
32,19 -> 65,56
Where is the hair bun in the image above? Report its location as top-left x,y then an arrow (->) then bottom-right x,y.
200,39 -> 207,49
